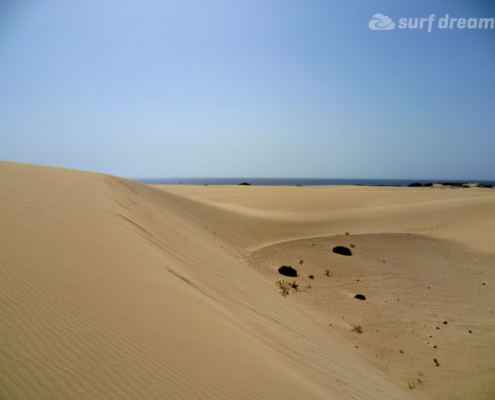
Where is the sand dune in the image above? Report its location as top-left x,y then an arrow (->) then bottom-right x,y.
1,162 -> 494,399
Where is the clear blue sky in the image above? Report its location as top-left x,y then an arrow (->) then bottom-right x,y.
1,0 -> 494,180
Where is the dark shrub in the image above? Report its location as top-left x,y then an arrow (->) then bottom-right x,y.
333,246 -> 352,256
278,266 -> 298,277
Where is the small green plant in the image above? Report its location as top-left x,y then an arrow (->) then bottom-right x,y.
351,324 -> 363,334
325,269 -> 332,277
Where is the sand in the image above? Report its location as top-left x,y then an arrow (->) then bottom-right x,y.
1,161 -> 494,399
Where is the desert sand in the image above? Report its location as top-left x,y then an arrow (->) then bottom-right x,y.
1,161 -> 494,400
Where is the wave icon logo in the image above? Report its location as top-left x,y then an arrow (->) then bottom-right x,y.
369,13 -> 395,30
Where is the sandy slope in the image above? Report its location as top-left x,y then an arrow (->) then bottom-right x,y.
156,184 -> 495,399
245,234 -> 495,400
1,162 -> 493,399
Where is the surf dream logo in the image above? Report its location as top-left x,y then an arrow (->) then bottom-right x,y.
369,13 -> 395,30
369,13 -> 494,32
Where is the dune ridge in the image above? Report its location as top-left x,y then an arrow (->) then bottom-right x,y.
1,162 -> 419,400
159,184 -> 495,255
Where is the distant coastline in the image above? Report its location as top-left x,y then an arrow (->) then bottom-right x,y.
134,177 -> 495,187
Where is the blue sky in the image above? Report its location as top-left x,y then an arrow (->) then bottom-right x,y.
1,0 -> 494,179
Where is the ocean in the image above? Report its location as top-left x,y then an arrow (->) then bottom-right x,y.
134,177 -> 495,187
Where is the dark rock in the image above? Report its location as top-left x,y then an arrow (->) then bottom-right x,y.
354,294 -> 366,300
373,184 -> 400,187
309,275 -> 314,279
278,266 -> 298,277
238,182 -> 251,185
436,182 -> 469,188
333,246 -> 352,256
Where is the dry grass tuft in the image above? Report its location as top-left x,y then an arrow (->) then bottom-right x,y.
276,280 -> 299,295
276,280 -> 290,296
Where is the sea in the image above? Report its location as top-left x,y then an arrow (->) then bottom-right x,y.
134,177 -> 495,187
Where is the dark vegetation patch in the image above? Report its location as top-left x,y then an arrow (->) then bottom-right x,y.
436,182 -> 469,187
238,182 -> 251,185
354,294 -> 366,300
333,246 -> 352,256
278,265 -> 298,277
